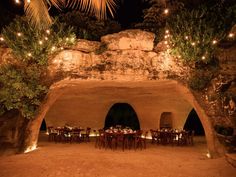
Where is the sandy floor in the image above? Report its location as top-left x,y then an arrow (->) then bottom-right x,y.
0,135 -> 235,177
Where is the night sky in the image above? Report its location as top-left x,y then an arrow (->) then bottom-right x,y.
0,0 -> 148,30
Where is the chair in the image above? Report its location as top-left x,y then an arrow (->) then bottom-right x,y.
81,127 -> 91,142
150,129 -> 160,144
134,130 -> 143,150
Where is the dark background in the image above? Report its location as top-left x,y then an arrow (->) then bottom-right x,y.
0,0 -> 148,31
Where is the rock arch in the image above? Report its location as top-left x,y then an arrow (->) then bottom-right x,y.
1,29 -> 221,157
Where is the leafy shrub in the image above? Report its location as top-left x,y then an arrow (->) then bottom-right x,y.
58,11 -> 121,41
2,16 -> 75,66
0,16 -> 76,119
188,70 -> 213,90
167,3 -> 236,64
214,125 -> 234,136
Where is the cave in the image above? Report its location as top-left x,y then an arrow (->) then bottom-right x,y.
104,103 -> 140,130
183,109 -> 205,135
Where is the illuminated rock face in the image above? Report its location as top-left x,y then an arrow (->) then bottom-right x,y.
101,30 -> 155,51
49,30 -> 189,81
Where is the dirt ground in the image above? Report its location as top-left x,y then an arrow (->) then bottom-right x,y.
0,135 -> 235,177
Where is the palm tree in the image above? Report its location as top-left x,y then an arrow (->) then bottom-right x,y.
23,0 -> 117,29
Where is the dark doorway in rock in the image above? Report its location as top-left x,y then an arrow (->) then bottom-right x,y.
184,109 -> 205,135
160,112 -> 173,129
104,103 -> 140,130
40,119 -> 47,131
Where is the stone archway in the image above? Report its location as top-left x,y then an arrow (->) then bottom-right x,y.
160,112 -> 173,129
17,30 -> 224,157
104,103 -> 140,130
21,79 -> 222,157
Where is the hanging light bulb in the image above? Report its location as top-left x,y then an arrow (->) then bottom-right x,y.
228,33 -> 234,38
27,53 -> 32,57
0,37 -> 4,41
46,29 -> 50,34
164,9 -> 169,14
17,32 -> 22,37
212,40 -> 217,45
165,30 -> 169,34
39,40 -> 43,45
185,36 -> 188,40
15,0 -> 20,4
45,37 -> 48,40
191,42 -> 195,46
164,41 -> 168,44
202,56 -> 206,60
51,46 -> 56,51
27,0 -> 31,3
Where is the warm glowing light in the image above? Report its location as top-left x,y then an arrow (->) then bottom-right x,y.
27,0 -> 30,3
202,56 -> 206,60
45,37 -> 48,40
24,142 -> 37,153
39,40 -> 43,45
164,9 -> 169,14
191,42 -> 195,46
185,36 -> 188,40
27,53 -> 32,57
164,41 -> 168,44
206,151 -> 211,158
0,37 -> 4,41
228,33 -> 234,38
15,0 -> 20,4
71,37 -> 75,42
164,35 -> 168,39
66,38 -> 69,41
51,46 -> 56,51
17,32 -> 22,37
165,30 -> 169,34
177,55 -> 181,58
60,47 -> 64,50
46,29 -> 50,34
212,40 -> 217,44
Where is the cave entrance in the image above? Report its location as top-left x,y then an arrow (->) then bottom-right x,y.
160,112 -> 173,129
40,119 -> 47,131
104,103 -> 140,130
184,109 -> 205,136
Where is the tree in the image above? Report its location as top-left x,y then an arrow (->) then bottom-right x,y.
22,0 -> 117,29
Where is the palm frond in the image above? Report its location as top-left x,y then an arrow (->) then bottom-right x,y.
24,0 -> 52,29
66,0 -> 117,19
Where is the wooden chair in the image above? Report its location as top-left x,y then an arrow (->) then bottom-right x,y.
81,127 -> 91,142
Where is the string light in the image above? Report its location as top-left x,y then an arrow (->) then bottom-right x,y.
164,9 -> 169,14
46,29 -> 50,34
228,33 -> 234,38
164,35 -> 168,39
165,30 -> 169,34
27,53 -> 32,57
191,42 -> 196,46
45,37 -> 48,40
66,38 -> 69,41
15,0 -> 20,4
17,32 -> 22,37
39,40 -> 43,45
212,40 -> 217,45
60,47 -> 64,50
164,41 -> 168,44
0,37 -> 4,41
27,0 -> 31,3
185,36 -> 188,40
202,56 -> 206,60
51,46 -> 56,51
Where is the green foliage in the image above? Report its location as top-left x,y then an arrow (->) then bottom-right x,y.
0,16 -> 76,119
58,11 -> 121,41
2,16 -> 76,66
0,65 -> 48,119
167,3 -> 236,64
188,69 -> 213,91
135,0 -> 184,43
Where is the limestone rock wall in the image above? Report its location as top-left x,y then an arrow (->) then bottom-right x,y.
48,30 -> 189,81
